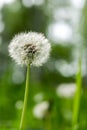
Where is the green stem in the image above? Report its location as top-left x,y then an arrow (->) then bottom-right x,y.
72,57 -> 82,128
19,64 -> 30,130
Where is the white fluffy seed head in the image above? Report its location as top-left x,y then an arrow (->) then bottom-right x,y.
8,32 -> 51,66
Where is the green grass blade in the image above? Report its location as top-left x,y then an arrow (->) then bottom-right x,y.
72,57 -> 82,128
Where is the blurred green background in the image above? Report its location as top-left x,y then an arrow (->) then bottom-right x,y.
0,0 -> 87,130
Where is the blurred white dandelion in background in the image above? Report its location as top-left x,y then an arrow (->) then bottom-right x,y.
47,22 -> 73,43
34,92 -> 44,103
56,83 -> 76,98
70,0 -> 85,9
55,60 -> 77,77
33,101 -> 49,119
15,100 -> 23,110
33,0 -> 44,6
22,0 -> 44,8
0,0 -> 15,9
22,0 -> 33,7
12,65 -> 25,84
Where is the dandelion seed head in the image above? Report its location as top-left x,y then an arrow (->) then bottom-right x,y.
8,32 -> 51,66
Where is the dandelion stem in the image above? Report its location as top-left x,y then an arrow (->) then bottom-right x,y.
72,57 -> 82,128
20,64 -> 30,130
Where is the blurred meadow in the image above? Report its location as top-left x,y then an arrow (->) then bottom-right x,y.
0,0 -> 87,130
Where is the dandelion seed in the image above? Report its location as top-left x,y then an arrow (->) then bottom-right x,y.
8,32 -> 51,66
